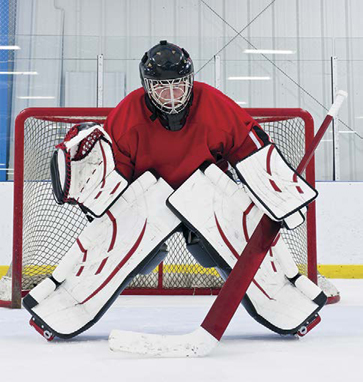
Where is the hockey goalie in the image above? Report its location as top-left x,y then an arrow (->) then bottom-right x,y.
23,40 -> 327,346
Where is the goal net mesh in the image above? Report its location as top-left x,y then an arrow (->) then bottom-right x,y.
4,110 -> 338,299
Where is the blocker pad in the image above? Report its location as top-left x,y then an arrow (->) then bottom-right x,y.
235,144 -> 318,222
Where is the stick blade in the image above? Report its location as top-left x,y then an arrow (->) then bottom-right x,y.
109,326 -> 218,358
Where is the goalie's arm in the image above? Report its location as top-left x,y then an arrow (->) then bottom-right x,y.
50,122 -> 128,218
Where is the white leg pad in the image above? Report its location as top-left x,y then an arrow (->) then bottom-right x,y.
168,164 -> 326,335
25,278 -> 57,304
246,243 -> 325,333
24,172 -> 180,337
168,164 -> 262,269
295,275 -> 322,300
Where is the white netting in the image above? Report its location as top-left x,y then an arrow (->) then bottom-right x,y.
0,109 -> 339,304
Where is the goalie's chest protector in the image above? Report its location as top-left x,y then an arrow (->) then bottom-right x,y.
105,83 -> 253,189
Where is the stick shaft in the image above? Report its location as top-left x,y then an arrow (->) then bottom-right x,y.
296,115 -> 332,174
201,215 -> 279,340
201,93 -> 347,341
298,90 -> 347,174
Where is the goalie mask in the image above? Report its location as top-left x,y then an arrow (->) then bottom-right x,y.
140,40 -> 194,131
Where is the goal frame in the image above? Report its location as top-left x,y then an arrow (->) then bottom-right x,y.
5,107 -> 317,308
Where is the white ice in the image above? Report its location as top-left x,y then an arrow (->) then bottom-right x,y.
0,279 -> 362,382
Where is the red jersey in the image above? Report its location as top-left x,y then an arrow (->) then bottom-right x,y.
104,81 -> 261,189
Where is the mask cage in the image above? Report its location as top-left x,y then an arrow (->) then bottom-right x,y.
144,74 -> 194,115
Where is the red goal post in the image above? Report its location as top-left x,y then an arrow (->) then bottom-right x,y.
0,107 -> 340,308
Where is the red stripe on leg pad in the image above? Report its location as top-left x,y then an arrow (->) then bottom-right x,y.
76,266 -> 84,277
271,261 -> 277,273
271,233 -> 280,247
94,191 -> 102,199
77,239 -> 86,252
77,239 -> 88,262
269,249 -> 277,272
242,203 -> 255,242
106,210 -> 117,252
95,257 -> 109,275
81,219 -> 147,304
110,182 -> 121,195
214,213 -> 240,259
252,279 -> 274,300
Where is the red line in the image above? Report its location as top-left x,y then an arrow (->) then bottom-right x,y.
106,210 -> 117,252
110,182 -> 121,195
77,239 -> 88,262
99,140 -> 107,188
80,219 -> 147,305
76,266 -> 84,277
242,203 -> 254,242
94,191 -> 102,199
77,238 -> 86,252
214,213 -> 239,259
266,145 -> 274,175
271,233 -> 280,247
269,179 -> 281,192
293,173 -> 304,194
271,261 -> 277,272
266,145 -> 282,192
252,279 -> 274,300
95,257 -> 108,275
269,249 -> 277,272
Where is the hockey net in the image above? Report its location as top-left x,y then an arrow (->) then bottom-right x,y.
0,107 -> 340,308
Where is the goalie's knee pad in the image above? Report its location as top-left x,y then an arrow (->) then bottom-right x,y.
23,172 -> 181,339
51,122 -> 128,218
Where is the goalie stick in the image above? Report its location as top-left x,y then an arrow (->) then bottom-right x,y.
109,90 -> 348,357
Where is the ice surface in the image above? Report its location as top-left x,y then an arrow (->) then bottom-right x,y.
0,279 -> 362,382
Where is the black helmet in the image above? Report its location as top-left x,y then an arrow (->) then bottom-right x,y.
140,40 -> 194,131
